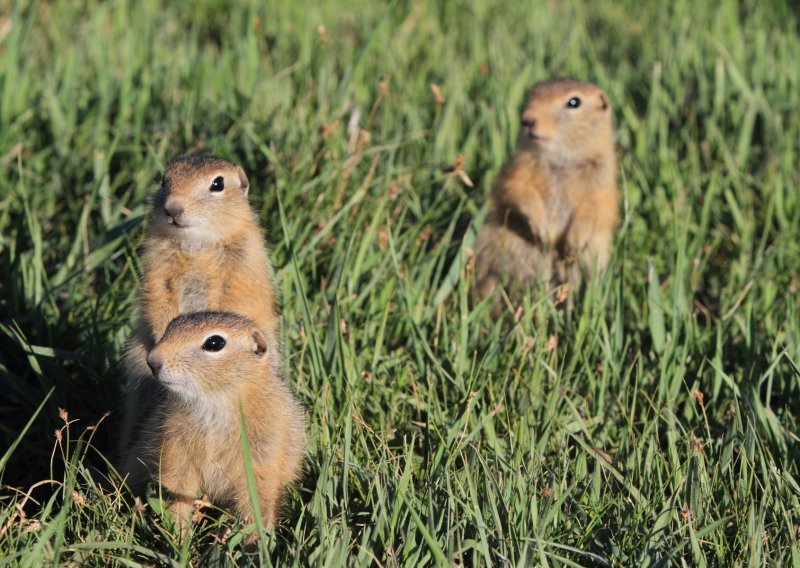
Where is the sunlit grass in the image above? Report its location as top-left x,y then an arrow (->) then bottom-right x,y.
1,0 -> 799,565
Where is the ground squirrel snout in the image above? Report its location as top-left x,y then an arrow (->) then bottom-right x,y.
129,311 -> 307,530
474,78 -> 619,309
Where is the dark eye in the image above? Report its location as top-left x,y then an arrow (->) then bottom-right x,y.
202,335 -> 226,352
210,176 -> 225,192
566,97 -> 581,109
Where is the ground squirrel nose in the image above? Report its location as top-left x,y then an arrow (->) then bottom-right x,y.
146,352 -> 162,376
164,203 -> 185,224
521,117 -> 537,137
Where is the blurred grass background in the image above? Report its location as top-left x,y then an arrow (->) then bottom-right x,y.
1,0 -> 799,564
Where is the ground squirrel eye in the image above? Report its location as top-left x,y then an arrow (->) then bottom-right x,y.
202,335 -> 226,352
566,97 -> 581,109
210,176 -> 225,192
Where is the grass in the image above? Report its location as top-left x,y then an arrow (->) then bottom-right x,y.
1,0 -> 799,565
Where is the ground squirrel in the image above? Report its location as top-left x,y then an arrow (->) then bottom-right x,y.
119,156 -> 278,458
474,79 -> 618,308
125,311 -> 306,532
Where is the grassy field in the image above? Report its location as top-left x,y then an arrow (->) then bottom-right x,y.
1,0 -> 799,565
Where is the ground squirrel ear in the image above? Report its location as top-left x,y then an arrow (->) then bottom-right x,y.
599,94 -> 609,111
251,330 -> 268,358
236,166 -> 250,196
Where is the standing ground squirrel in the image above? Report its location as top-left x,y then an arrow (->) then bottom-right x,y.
474,79 -> 618,307
120,156 -> 278,460
126,311 -> 306,531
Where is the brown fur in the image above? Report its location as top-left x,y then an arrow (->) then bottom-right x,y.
126,311 -> 306,532
474,79 -> 618,308
119,156 -> 278,460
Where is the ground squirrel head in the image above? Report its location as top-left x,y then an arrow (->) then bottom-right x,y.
518,79 -> 613,163
146,311 -> 269,401
151,156 -> 253,244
